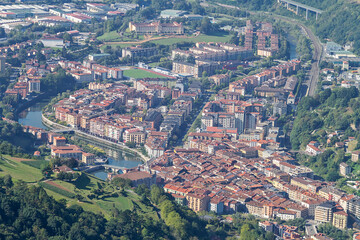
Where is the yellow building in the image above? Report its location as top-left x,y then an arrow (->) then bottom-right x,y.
82,152 -> 95,165
186,193 -> 210,212
332,211 -> 348,229
124,129 -> 146,145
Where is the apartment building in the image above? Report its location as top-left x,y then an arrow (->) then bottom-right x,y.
82,152 -> 95,165
332,210 -> 348,229
315,203 -> 334,223
339,162 -> 351,176
122,46 -> 158,58
172,60 -> 221,78
186,193 -> 210,212
123,128 -> 146,144
209,74 -> 230,86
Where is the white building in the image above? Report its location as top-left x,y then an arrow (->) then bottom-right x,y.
40,37 -> 64,48
306,141 -> 322,156
71,72 -> 94,83
28,80 -> 40,92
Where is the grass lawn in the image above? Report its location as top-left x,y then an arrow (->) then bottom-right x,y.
348,140 -> 358,152
22,160 -> 49,169
96,196 -> 133,212
97,31 -> 121,41
123,68 -> 167,79
98,31 -> 145,42
0,156 -> 43,183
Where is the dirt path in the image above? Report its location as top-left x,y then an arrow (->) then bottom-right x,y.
9,157 -> 34,162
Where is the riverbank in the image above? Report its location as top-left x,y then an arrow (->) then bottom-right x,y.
14,93 -> 48,118
41,113 -> 150,163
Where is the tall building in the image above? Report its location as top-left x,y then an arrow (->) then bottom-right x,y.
339,162 -> 351,176
186,193 -> 210,212
315,203 -> 334,223
332,211 -> 348,229
28,80 -> 41,92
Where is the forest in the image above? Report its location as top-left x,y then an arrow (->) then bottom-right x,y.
290,87 -> 360,181
290,87 -> 360,150
0,121 -> 35,158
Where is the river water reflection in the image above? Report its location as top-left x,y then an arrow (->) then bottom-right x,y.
17,101 -> 142,180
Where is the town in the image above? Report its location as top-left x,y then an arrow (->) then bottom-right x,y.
0,0 -> 360,239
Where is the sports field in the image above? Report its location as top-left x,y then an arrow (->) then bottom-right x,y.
123,68 -> 167,79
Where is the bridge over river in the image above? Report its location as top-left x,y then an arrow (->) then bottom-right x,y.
102,164 -> 129,173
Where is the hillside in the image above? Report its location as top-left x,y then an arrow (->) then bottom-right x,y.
290,87 -> 360,182
0,156 -> 156,219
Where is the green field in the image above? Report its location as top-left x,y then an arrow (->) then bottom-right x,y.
123,68 -> 167,79
0,156 -> 43,182
22,160 -> 48,169
98,31 -> 144,42
97,31 -> 121,41
0,156 -> 157,218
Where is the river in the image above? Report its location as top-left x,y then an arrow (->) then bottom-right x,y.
17,100 -> 142,180
287,33 -> 298,60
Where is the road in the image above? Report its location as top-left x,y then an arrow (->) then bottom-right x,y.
305,220 -> 319,237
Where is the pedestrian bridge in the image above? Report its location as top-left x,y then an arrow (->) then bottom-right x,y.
103,164 -> 128,173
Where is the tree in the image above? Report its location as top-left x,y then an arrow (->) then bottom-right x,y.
57,171 -> 66,180
229,34 -> 239,45
112,177 -> 132,189
140,7 -> 156,19
65,158 -> 78,169
0,27 -> 5,38
125,141 -> 136,148
36,52 -> 46,63
62,32 -> 72,43
75,194 -> 84,202
200,17 -> 212,34
150,185 -> 164,205
184,54 -> 195,64
130,106 -> 137,114
3,174 -> 13,189
41,163 -> 52,178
